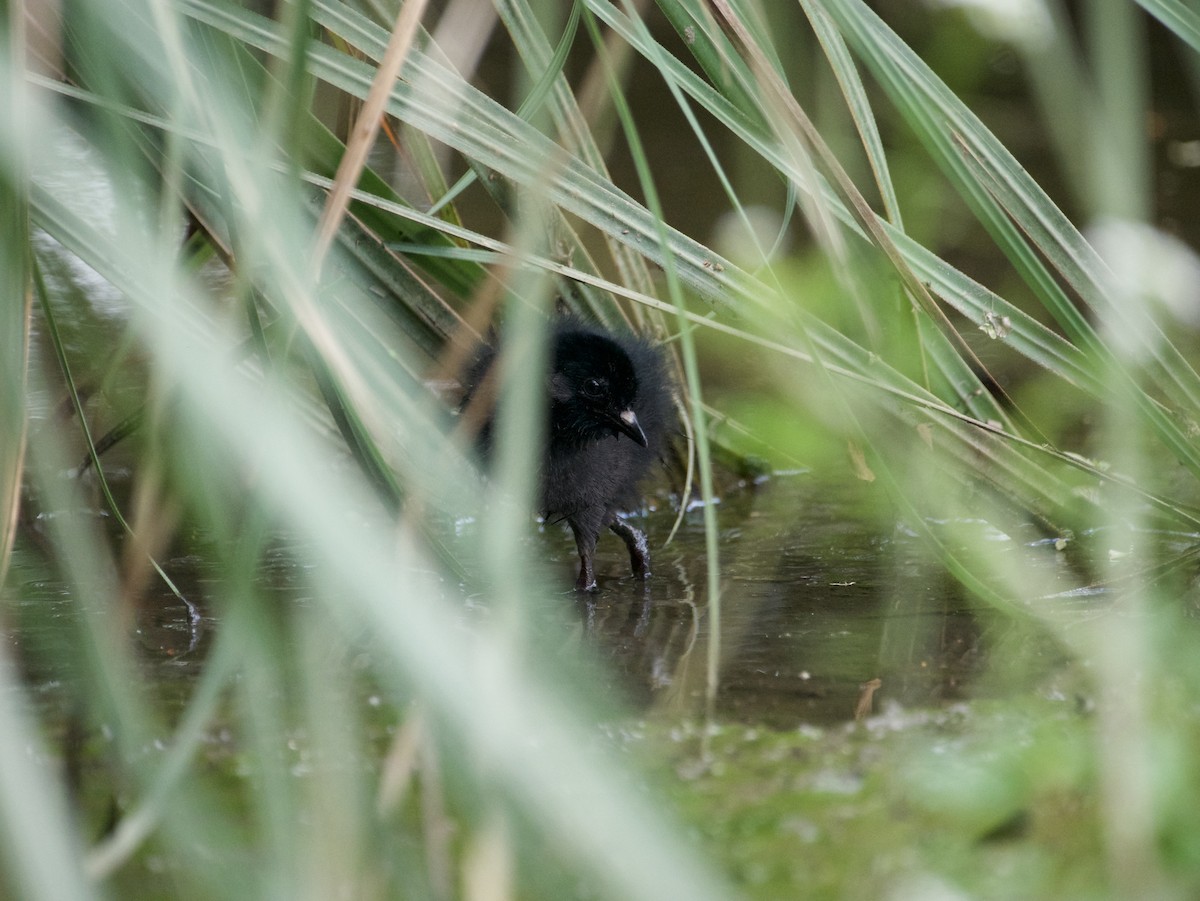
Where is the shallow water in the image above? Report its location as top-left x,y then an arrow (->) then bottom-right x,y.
8,466 -> 1076,740
570,473 -> 1077,726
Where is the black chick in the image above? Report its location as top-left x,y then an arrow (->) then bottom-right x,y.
463,317 -> 672,591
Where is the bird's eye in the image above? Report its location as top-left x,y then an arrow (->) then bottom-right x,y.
581,377 -> 606,398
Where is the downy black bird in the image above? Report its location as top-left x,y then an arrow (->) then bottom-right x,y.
463,317 -> 672,591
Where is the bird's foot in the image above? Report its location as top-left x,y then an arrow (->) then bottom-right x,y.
575,557 -> 598,592
610,518 -> 651,581
629,547 -> 650,581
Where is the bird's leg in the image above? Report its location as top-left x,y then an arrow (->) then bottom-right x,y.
609,518 -> 650,580
575,551 -> 598,592
571,526 -> 599,592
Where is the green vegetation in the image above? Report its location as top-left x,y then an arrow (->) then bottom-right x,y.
5,0 -> 1200,897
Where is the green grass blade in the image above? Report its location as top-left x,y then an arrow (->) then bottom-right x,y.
290,167 -> 1200,526
798,0 -> 903,228
0,70 -> 30,590
820,0 -> 1200,477
580,2 -> 724,704
1134,0 -> 1200,52
603,0 -> 1076,411
0,648 -> 96,901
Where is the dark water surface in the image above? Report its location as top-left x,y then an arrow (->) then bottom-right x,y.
572,473 -> 1073,727
8,469 -> 1074,741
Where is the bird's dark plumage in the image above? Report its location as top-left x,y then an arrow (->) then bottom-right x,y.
463,317 -> 671,591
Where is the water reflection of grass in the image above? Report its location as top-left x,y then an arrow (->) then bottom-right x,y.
5,0 -> 1200,898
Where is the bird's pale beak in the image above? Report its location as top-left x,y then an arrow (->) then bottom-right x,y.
611,409 -> 649,447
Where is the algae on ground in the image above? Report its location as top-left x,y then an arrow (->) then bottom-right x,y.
624,695 -> 1118,900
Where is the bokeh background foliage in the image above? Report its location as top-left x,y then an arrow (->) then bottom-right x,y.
6,0 -> 1200,897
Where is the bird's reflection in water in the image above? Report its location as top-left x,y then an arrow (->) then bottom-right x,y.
565,480 -> 1017,726
574,558 -> 707,714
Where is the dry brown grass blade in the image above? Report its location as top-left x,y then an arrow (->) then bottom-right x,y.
312,0 -> 431,274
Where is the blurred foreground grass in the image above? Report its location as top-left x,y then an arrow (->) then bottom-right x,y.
6,0 -> 1200,898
